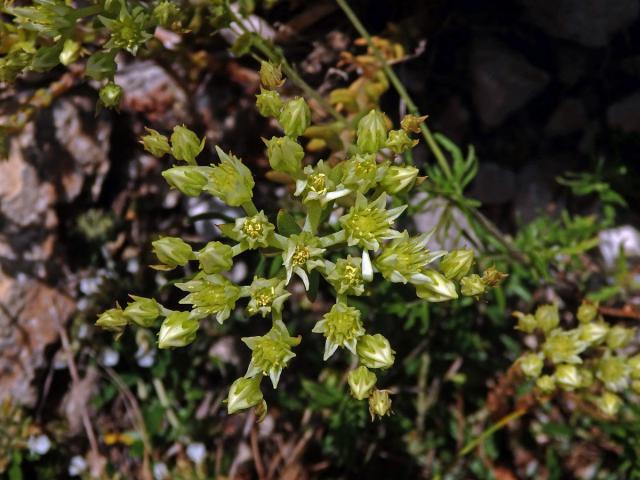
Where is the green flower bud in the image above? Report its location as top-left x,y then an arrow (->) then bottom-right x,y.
197,241 -> 233,274
542,329 -> 587,364
243,320 -> 300,388
400,114 -> 428,134
326,255 -> 366,296
162,166 -> 210,196
535,304 -> 560,334
233,211 -> 276,249
141,128 -> 171,157
339,193 -> 406,251
554,364 -> 581,391
356,110 -> 388,154
460,274 -> 487,297
439,249 -> 474,281
597,356 -> 630,392
513,311 -> 537,333
152,236 -> 195,268
259,61 -> 284,89
96,306 -> 128,333
153,0 -> 181,27
628,354 -> 640,379
380,165 -> 419,194
578,321 -> 609,345
347,366 -> 377,400
264,136 -> 304,176
596,391 -> 622,417
246,277 -> 291,318
158,311 -> 199,349
606,325 -> 635,350
481,266 -> 508,287
356,334 -> 395,369
519,353 -> 543,378
577,300 -> 598,323
99,82 -> 123,109
170,125 -> 205,165
256,88 -> 283,117
124,295 -> 162,328
100,5 -> 152,55
283,232 -> 325,290
415,269 -> 459,302
59,39 -> 81,66
278,97 -> 311,138
312,303 -> 365,360
385,129 -> 418,154
206,146 -> 255,206
536,374 -> 556,393
368,389 -> 392,420
226,376 -> 264,415
374,231 -> 444,284
176,274 -> 240,323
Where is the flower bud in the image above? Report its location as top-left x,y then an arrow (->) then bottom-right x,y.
170,125 -> 205,165
176,275 -> 240,323
542,329 -> 587,364
536,374 -> 555,393
368,389 -> 392,420
278,97 -> 311,138
460,274 -> 487,297
606,325 -> 635,350
554,364 -> 581,391
153,0 -> 181,27
481,266 -> 508,287
124,295 -> 162,328
415,269 -> 458,302
96,307 -> 128,333
513,312 -> 536,333
380,165 -> 419,194
347,366 -> 377,400
400,114 -> 428,133
158,311 -> 199,349
256,88 -> 283,117
596,391 -> 622,416
356,110 -> 388,154
162,166 -> 209,196
535,304 -> 559,334
597,356 -> 629,392
152,236 -> 194,267
197,241 -> 233,274
59,39 -> 81,66
519,353 -> 543,378
578,321 -> 609,345
206,146 -> 255,206
226,376 -> 263,414
263,136 -> 304,176
440,249 -> 474,281
141,128 -> 171,157
259,61 -> 284,89
356,334 -> 395,369
99,82 -> 123,109
577,300 -> 598,323
385,129 -> 417,154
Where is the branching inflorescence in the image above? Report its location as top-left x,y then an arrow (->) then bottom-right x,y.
96,62 -> 505,421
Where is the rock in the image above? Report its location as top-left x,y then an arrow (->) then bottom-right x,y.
0,273 -> 75,407
467,162 -> 516,205
607,91 -> 640,133
599,226 -> 640,267
520,0 -> 639,48
546,98 -> 588,136
471,39 -> 549,128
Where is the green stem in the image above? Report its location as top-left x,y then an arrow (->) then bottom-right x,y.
241,200 -> 259,216
459,407 -> 528,456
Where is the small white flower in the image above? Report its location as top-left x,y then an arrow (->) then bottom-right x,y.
186,442 -> 207,465
27,434 -> 51,455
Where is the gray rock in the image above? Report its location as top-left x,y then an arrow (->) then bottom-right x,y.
467,162 -> 516,205
546,98 -> 588,136
521,0 -> 639,47
607,91 -> 640,133
471,39 -> 549,128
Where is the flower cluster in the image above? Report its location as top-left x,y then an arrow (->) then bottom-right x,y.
96,62 -> 505,421
513,301 -> 639,416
